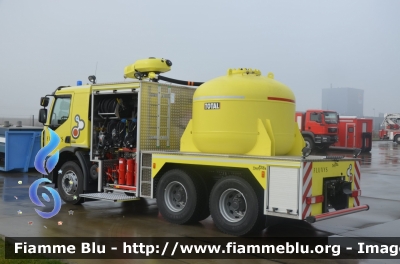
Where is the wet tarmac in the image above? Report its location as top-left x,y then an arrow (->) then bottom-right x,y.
1,140 -> 400,263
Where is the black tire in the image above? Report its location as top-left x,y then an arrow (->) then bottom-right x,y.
210,176 -> 265,236
156,169 -> 209,224
395,135 -> 400,145
57,161 -> 84,205
304,137 -> 314,150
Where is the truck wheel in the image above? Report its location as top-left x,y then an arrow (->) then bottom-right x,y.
304,137 -> 314,150
156,169 -> 209,224
395,135 -> 400,145
57,161 -> 84,205
209,176 -> 265,236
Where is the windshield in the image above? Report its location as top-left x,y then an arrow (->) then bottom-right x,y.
323,112 -> 338,124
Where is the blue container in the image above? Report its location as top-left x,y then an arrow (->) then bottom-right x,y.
0,127 -> 42,172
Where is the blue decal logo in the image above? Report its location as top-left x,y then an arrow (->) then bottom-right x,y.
29,178 -> 61,219
34,128 -> 60,175
30,128 -> 61,218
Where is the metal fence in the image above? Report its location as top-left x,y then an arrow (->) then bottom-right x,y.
0,115 -> 43,127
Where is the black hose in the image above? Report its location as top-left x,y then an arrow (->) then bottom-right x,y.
158,75 -> 204,87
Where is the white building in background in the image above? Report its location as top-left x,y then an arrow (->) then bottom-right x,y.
322,87 -> 364,117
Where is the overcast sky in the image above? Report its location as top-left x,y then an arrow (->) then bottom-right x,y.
0,0 -> 399,117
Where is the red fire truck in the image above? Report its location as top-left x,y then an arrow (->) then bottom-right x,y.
379,113 -> 400,144
295,110 -> 339,150
332,116 -> 373,152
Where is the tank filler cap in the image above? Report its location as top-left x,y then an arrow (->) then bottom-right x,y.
227,68 -> 261,76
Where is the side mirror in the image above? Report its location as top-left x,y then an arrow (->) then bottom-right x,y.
38,108 -> 48,124
40,97 -> 49,107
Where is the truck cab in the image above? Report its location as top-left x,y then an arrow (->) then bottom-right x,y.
38,84 -> 95,203
296,109 -> 339,150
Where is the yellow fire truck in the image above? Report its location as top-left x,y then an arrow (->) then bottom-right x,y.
38,58 -> 368,236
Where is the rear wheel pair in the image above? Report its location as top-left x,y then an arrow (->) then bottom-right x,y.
156,170 -> 265,236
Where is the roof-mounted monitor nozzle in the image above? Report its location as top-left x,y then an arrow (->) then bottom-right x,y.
124,57 -> 203,86
124,57 -> 172,81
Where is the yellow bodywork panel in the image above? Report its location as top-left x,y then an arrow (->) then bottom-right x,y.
68,89 -> 91,148
151,152 -> 301,189
44,86 -> 91,151
309,160 -> 356,216
150,152 -> 358,217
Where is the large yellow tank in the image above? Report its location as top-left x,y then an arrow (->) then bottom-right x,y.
180,68 -> 303,156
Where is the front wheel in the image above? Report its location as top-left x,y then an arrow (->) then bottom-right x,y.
304,137 -> 314,150
210,176 -> 265,236
57,161 -> 84,204
395,135 -> 400,145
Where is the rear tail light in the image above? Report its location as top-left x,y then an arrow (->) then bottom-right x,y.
306,195 -> 324,205
351,190 -> 361,197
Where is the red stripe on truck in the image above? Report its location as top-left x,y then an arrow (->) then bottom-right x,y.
268,97 -> 295,103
